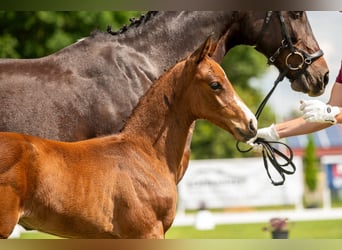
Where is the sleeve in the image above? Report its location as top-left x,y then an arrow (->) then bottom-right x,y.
336,61 -> 342,84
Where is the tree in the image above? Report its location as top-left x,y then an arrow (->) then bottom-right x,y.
0,11 -> 142,58
304,134 -> 319,191
303,134 -> 322,208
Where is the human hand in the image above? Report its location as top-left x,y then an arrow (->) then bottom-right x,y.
247,124 -> 280,152
300,100 -> 340,124
256,124 -> 280,141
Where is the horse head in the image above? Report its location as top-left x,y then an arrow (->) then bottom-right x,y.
243,11 -> 329,97
185,37 -> 257,142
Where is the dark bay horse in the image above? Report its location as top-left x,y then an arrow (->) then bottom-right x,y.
0,11 -> 328,143
0,37 -> 257,239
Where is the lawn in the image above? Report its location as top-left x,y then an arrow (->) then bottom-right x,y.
165,219 -> 342,239
16,219 -> 342,239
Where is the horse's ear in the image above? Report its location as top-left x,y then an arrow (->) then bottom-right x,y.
189,35 -> 213,65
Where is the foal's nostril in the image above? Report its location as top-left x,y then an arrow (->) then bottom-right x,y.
249,119 -> 257,134
323,72 -> 329,88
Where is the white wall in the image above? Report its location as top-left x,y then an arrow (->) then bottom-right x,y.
178,157 -> 304,210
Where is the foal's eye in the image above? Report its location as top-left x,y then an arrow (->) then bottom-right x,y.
210,81 -> 222,91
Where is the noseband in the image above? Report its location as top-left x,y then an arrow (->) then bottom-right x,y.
256,11 -> 324,82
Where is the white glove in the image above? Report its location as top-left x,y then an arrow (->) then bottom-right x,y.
300,100 -> 340,124
256,124 -> 280,141
247,124 -> 280,152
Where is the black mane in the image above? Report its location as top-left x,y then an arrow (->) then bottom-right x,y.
106,11 -> 159,35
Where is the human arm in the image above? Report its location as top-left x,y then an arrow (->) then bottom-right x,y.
327,82 -> 342,123
325,62 -> 342,123
254,65 -> 342,142
274,79 -> 342,138
253,117 -> 330,142
274,116 -> 330,139
299,82 -> 342,124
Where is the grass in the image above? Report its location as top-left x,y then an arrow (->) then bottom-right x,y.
165,219 -> 342,239
16,219 -> 342,239
19,231 -> 60,239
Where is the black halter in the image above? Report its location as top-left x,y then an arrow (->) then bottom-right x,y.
256,11 -> 324,83
237,11 -> 324,186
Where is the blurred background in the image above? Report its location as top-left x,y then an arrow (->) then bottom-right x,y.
1,11 -> 342,239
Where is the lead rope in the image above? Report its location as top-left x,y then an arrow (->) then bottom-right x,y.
236,68 -> 296,186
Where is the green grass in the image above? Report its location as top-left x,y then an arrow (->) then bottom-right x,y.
17,219 -> 342,239
19,231 -> 60,239
165,219 -> 342,239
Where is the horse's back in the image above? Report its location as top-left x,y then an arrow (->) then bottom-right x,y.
0,36 -> 158,141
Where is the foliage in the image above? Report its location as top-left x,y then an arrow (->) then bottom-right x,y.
303,134 -> 319,191
0,11 -> 275,159
0,11 -> 142,58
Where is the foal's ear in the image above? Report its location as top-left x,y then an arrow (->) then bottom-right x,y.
210,30 -> 229,63
189,35 -> 213,64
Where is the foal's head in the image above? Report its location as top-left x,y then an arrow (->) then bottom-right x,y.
184,37 -> 257,142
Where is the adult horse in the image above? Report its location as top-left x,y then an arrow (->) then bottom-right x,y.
0,37 -> 257,239
0,11 -> 328,143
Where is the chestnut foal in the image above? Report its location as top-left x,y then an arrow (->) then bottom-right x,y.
0,38 -> 256,238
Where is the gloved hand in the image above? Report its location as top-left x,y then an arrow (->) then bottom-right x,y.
300,100 -> 340,124
247,124 -> 280,151
255,124 -> 280,141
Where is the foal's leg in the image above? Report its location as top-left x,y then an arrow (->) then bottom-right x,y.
0,186 -> 21,238
143,221 -> 165,239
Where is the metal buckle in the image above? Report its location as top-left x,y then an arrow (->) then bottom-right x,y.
285,51 -> 305,70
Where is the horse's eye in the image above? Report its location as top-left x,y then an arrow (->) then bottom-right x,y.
210,81 -> 222,90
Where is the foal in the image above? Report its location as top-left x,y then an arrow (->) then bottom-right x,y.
0,38 -> 257,239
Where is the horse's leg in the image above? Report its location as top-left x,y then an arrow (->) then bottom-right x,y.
0,186 -> 21,239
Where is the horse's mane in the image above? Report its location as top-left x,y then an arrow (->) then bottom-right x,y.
63,12 -> 159,54
106,11 -> 159,36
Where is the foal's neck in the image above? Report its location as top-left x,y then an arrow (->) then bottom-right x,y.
122,62 -> 193,174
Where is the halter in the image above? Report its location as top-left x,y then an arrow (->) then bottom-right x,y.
256,11 -> 324,83
237,11 -> 324,186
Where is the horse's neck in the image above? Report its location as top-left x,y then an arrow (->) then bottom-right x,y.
122,62 -> 193,179
117,11 -> 237,67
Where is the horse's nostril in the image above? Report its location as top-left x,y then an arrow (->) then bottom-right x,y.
323,72 -> 329,88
